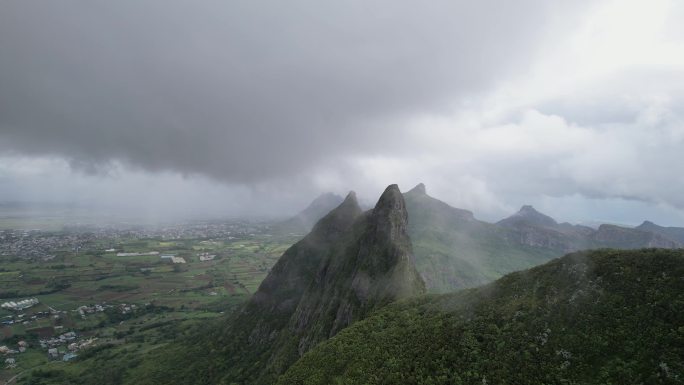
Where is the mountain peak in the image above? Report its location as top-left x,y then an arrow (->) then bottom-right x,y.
520,204 -> 535,211
310,191 -> 362,236
372,184 -> 408,235
290,184 -> 424,353
276,192 -> 345,233
375,184 -> 404,210
635,220 -> 684,244
497,205 -> 557,228
407,183 -> 426,195
340,190 -> 359,209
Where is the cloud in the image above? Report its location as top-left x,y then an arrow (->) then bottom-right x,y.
0,0 -> 591,182
342,95 -> 684,220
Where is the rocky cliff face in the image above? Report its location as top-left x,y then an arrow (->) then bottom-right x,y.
213,185 -> 425,385
250,192 -> 361,315
290,184 -> 425,355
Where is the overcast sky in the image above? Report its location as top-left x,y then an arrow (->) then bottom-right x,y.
1,0 -> 683,225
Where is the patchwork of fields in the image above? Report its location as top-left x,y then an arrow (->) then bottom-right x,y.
0,227 -> 298,383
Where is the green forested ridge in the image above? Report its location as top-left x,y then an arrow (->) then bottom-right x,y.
279,248 -> 684,385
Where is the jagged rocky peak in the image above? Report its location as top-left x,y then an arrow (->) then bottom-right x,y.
252,192 -> 360,311
407,183 -> 427,195
370,184 -> 408,238
291,183 -> 425,354
310,191 -> 362,236
357,184 -> 424,298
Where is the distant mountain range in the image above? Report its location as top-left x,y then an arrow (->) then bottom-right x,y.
407,184 -> 681,292
636,220 -> 684,244
277,184 -> 683,293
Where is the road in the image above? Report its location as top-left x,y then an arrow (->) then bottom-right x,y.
4,371 -> 23,385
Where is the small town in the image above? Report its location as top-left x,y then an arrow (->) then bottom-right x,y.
0,220 -> 275,262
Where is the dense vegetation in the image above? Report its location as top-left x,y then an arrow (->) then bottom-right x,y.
18,249 -> 684,385
279,249 -> 684,384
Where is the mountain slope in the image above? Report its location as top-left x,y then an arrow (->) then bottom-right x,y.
636,220 -> 684,244
279,248 -> 684,385
275,192 -> 344,234
132,185 -> 425,385
403,184 -> 682,294
404,186 -> 562,292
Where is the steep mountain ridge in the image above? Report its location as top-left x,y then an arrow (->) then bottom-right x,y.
275,192 -> 344,234
290,185 -> 425,355
133,185 -> 425,385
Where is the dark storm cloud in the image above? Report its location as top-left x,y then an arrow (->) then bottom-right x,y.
0,0 -> 588,182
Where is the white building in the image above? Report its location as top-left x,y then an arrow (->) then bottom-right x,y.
171,256 -> 186,264
1,298 -> 39,311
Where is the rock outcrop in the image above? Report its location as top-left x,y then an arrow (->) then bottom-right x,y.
291,184 -> 425,354
209,185 -> 425,385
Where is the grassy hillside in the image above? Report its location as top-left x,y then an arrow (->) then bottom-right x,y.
404,188 -> 559,292
279,248 -> 684,385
